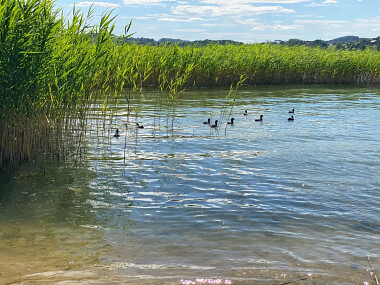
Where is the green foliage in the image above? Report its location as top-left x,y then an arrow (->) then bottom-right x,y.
0,0 -> 59,112
0,0 -> 130,169
114,43 -> 380,87
286,39 -> 304,47
1,0 -> 380,170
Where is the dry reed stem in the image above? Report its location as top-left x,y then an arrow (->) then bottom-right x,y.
368,256 -> 379,285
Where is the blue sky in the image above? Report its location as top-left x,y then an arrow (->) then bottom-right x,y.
56,0 -> 380,43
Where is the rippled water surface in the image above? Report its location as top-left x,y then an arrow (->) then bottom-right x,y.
1,86 -> 379,284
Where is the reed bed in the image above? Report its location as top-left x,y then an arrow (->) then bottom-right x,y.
106,43 -> 380,88
2,0 -> 380,171
0,0 -> 123,170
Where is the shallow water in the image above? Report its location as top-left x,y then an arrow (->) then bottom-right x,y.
1,86 -> 379,284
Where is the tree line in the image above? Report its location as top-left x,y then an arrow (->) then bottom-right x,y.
122,36 -> 380,51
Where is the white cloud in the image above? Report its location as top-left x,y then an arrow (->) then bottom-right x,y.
203,0 -> 311,3
306,1 -> 336,6
133,15 -> 157,20
201,23 -> 230,27
174,29 -> 206,33
172,4 -> 294,17
237,19 -> 299,31
114,0 -> 378,42
295,14 -> 324,18
123,0 -> 174,6
294,19 -> 347,35
353,17 -> 380,32
273,24 -> 298,30
159,17 -> 204,22
305,2 -> 323,6
237,18 -> 269,30
75,1 -> 120,8
295,19 -> 347,25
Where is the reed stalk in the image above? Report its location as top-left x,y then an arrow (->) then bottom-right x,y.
223,75 -> 246,136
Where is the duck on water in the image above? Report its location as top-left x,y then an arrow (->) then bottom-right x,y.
203,118 -> 211,124
255,115 -> 263,122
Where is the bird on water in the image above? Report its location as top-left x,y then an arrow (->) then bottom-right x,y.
203,118 -> 211,124
136,123 -> 144,129
210,120 -> 218,128
255,115 -> 263,122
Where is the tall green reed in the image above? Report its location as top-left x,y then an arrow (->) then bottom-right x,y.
158,44 -> 195,130
223,75 -> 246,136
0,0 -> 129,170
113,43 -> 380,88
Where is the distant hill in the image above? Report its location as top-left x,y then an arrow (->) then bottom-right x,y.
157,38 -> 190,44
123,37 -> 242,46
118,35 -> 379,50
270,36 -> 380,50
328,36 -> 360,44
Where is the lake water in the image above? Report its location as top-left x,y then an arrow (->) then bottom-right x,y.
1,86 -> 379,284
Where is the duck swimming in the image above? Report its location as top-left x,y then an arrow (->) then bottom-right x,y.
136,123 -> 144,129
227,118 -> 235,124
203,118 -> 211,124
288,115 -> 294,121
243,110 -> 248,116
255,115 -> 263,122
114,129 -> 120,137
289,109 -> 295,114
210,120 -> 218,128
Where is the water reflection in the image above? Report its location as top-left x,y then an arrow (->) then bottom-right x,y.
85,86 -> 379,284
1,86 -> 379,284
